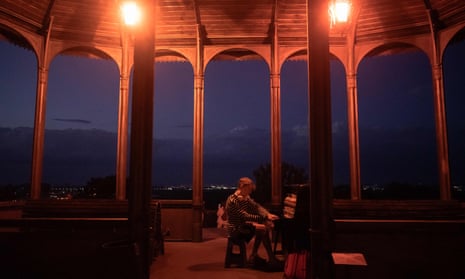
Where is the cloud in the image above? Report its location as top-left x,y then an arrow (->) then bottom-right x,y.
292,125 -> 307,137
332,121 -> 345,134
2,125 -> 462,186
176,123 -> 192,129
53,118 -> 91,124
407,84 -> 429,97
291,122 -> 346,135
229,125 -> 249,134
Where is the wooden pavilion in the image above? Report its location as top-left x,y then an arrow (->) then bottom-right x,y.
1,0 -> 465,278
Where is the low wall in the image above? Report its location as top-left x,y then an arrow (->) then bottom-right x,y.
333,199 -> 464,219
332,219 -> 465,278
0,201 -> 24,219
159,200 -> 193,241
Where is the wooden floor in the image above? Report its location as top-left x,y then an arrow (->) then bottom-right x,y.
1,221 -> 465,279
150,228 -> 285,279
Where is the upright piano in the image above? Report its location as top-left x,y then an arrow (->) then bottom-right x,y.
277,184 -> 310,253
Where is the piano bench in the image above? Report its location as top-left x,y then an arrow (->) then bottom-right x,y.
224,236 -> 247,268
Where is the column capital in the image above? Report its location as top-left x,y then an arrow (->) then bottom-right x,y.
194,74 -> 204,90
120,75 -> 129,82
346,74 -> 357,88
432,63 -> 443,80
270,74 -> 280,88
38,67 -> 49,84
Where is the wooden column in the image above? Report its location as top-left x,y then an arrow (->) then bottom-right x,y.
193,73 -> 205,242
425,0 -> 451,200
192,23 -> 205,242
270,72 -> 282,208
307,0 -> 334,278
31,16 -> 54,200
346,73 -> 361,200
127,0 -> 155,277
432,64 -> 451,200
115,29 -> 131,201
31,66 -> 48,199
270,21 -> 282,209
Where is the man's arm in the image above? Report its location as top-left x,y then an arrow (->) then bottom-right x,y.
250,198 -> 279,221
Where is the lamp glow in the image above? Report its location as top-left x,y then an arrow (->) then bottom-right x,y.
329,0 -> 351,26
121,1 -> 141,26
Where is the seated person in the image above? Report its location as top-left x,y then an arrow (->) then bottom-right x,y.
225,177 -> 280,266
216,202 -> 228,229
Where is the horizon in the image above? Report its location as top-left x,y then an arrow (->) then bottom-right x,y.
1,124 -> 464,187
1,39 -> 465,190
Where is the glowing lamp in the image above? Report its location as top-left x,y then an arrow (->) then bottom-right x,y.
329,0 -> 351,26
121,1 -> 142,26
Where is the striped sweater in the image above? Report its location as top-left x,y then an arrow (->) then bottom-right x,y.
225,191 -> 269,235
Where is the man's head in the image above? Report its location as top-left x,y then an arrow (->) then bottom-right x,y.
237,177 -> 256,195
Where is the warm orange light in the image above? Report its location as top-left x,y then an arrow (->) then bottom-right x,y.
121,1 -> 142,26
329,0 -> 351,26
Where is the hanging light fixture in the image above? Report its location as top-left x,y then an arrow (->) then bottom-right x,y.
329,0 -> 351,27
120,1 -> 142,26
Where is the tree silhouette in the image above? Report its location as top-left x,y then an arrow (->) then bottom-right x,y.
81,175 -> 116,198
253,162 -> 308,204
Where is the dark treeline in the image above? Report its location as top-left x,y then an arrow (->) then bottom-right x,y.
2,182 -> 464,205
1,161 -> 464,204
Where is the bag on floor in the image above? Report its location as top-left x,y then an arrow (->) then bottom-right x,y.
283,250 -> 309,279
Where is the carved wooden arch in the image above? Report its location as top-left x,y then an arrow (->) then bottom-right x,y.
204,46 -> 271,72
280,48 -> 347,75
440,25 -> 465,60
46,45 -> 121,72
355,41 -> 432,75
155,48 -> 194,65
0,23 -> 41,66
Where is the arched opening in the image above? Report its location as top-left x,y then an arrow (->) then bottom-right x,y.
358,45 -> 438,199
152,59 -> 194,190
204,49 -> 270,205
443,29 -> 465,201
0,35 -> 36,198
45,50 -> 119,198
281,58 -> 308,175
330,57 -> 349,198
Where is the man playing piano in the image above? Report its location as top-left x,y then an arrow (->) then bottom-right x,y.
225,177 -> 280,268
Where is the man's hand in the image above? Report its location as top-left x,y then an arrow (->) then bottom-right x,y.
252,222 -> 266,231
264,220 -> 275,229
267,213 -> 279,221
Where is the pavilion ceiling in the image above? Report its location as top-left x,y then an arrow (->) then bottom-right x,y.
0,0 -> 465,61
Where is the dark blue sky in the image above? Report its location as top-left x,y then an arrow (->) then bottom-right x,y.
0,39 -> 464,186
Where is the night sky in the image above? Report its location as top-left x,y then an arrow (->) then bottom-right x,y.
0,38 -> 464,187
